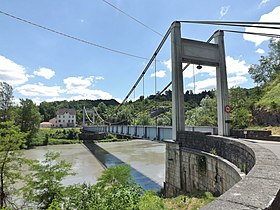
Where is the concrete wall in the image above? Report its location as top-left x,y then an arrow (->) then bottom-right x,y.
165,131 -> 280,210
165,141 -> 243,197
177,131 -> 255,174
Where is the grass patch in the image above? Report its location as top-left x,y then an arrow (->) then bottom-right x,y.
257,74 -> 280,112
138,191 -> 214,210
163,192 -> 215,210
47,138 -> 81,145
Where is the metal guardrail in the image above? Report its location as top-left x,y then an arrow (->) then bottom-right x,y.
83,125 -> 218,141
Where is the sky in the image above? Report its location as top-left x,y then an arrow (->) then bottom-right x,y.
0,0 -> 280,104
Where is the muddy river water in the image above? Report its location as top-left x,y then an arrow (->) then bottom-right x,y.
23,140 -> 166,191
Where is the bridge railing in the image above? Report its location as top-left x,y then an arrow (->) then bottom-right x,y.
82,125 -> 218,140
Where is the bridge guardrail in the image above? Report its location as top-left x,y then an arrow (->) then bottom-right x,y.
83,125 -> 218,140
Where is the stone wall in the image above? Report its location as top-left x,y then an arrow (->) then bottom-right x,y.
165,131 -> 280,209
165,141 -> 243,197
177,131 -> 255,174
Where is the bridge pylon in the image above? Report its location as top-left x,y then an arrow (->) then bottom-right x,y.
171,21 -> 230,139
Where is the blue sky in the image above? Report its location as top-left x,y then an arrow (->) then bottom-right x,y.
0,0 -> 280,104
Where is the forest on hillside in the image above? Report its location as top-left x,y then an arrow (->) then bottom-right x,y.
36,39 -> 279,129
1,40 -> 279,129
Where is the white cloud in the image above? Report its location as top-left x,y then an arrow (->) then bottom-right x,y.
95,76 -> 104,80
256,48 -> 265,54
187,78 -> 216,93
0,55 -> 28,85
63,76 -> 112,100
183,64 -> 215,78
151,70 -> 166,78
114,98 -> 122,103
228,76 -> 248,87
68,90 -> 112,100
34,67 -> 55,79
163,56 -> 248,77
63,76 -> 94,91
185,56 -> 249,93
243,6 -> 280,46
219,6 -> 230,19
259,0 -> 270,7
15,83 -> 65,97
226,56 -> 249,76
187,76 -> 248,93
163,59 -> 171,71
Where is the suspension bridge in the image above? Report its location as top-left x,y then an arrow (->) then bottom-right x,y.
81,21 -> 280,141
1,8 -> 280,208
83,21 -> 231,139
80,21 -> 280,209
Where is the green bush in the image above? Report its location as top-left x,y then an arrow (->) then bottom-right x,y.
139,191 -> 165,210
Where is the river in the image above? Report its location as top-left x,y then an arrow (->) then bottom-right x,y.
23,140 -> 166,191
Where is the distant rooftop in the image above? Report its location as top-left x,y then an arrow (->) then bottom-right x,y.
56,108 -> 76,115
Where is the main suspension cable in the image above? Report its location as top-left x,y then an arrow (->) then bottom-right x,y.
116,24 -> 172,110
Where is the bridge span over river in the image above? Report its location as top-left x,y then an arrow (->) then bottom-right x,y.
83,125 -> 217,141
83,125 -> 280,210
82,21 -> 280,209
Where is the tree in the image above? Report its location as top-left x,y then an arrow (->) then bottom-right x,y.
185,95 -> 217,126
21,152 -> 75,209
249,39 -> 280,85
38,101 -> 56,122
0,122 -> 26,208
15,99 -> 41,148
64,165 -> 142,210
0,82 -> 13,122
136,112 -> 152,126
229,87 -> 253,129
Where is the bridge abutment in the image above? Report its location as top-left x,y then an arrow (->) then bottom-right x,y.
165,137 -> 244,197
164,131 -> 280,209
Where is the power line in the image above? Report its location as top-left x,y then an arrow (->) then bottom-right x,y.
180,20 -> 280,30
223,29 -> 280,38
100,0 -> 163,37
0,10 -> 149,60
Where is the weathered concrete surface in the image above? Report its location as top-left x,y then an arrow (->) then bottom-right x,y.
164,131 -> 280,209
165,142 -> 243,197
201,137 -> 280,209
246,139 -> 280,159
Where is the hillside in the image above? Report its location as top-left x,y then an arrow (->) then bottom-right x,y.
37,77 -> 280,128
39,99 -> 119,122
257,73 -> 280,112
252,74 -> 280,126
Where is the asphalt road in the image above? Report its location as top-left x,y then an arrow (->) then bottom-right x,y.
243,139 -> 280,159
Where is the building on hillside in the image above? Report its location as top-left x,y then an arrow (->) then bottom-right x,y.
55,108 -> 76,128
40,108 -> 76,128
39,122 -> 53,128
49,117 -> 57,127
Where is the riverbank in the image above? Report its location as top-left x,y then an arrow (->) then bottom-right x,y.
32,128 -> 131,147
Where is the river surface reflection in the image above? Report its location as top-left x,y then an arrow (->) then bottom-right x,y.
24,140 -> 166,191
